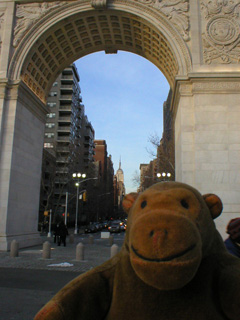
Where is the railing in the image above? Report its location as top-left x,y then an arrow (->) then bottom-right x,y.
60,85 -> 73,89
60,95 -> 73,100
56,157 -> 69,162
57,136 -> 70,141
58,116 -> 71,121
57,146 -> 70,152
59,105 -> 72,111
58,126 -> 71,131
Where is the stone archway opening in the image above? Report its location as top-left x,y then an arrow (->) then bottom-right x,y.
16,9 -> 179,103
74,50 -> 171,189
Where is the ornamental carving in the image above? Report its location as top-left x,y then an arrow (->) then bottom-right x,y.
0,11 -> 5,55
134,0 -> 190,41
13,2 -> 67,48
201,0 -> 240,64
91,0 -> 108,9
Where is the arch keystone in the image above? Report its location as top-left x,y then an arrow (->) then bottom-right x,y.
91,0 -> 108,9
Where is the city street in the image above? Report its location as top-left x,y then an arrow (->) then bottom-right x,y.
0,231 -> 125,319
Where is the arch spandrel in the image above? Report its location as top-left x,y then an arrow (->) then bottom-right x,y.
8,0 -> 192,102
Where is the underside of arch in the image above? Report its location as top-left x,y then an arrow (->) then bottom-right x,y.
13,7 -> 185,103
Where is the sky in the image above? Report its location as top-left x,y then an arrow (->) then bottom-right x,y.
74,51 -> 170,193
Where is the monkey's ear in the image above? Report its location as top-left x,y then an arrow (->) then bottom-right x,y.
203,193 -> 223,219
122,193 -> 139,214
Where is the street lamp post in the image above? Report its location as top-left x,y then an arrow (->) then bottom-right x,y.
75,182 -> 80,234
47,209 -> 52,237
72,173 -> 86,234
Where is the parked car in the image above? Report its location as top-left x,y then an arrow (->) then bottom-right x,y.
84,224 -> 97,233
108,221 -> 121,233
93,222 -> 102,231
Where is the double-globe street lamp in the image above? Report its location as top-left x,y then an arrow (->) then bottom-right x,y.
72,173 -> 86,234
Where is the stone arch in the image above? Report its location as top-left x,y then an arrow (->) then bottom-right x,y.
9,0 -> 191,102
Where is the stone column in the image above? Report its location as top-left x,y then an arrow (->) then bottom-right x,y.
0,81 -> 48,250
173,78 -> 240,239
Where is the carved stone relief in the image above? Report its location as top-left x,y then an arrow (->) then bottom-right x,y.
13,2 -> 67,48
201,0 -> 240,64
134,0 -> 190,41
0,11 -> 5,55
13,0 -> 190,49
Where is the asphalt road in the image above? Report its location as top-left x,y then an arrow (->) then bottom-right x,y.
0,267 -> 81,320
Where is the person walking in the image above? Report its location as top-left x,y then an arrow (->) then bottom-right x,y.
58,221 -> 68,247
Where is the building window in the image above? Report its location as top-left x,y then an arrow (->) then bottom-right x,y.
45,133 -> 55,138
44,143 -> 54,148
47,113 -> 56,118
45,123 -> 55,128
47,102 -> 57,108
49,91 -> 57,97
53,82 -> 58,87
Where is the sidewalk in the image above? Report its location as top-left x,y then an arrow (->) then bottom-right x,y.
0,232 -> 124,273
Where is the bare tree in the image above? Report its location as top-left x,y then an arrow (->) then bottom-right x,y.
146,131 -> 175,179
131,170 -> 141,188
146,131 -> 160,158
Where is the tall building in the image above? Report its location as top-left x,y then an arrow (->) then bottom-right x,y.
93,140 -> 115,220
139,160 -> 157,192
94,140 -> 107,183
114,159 -> 126,216
156,89 -> 175,179
40,64 -> 94,223
82,116 -> 95,171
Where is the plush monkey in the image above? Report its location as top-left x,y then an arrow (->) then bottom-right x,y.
35,182 -> 240,320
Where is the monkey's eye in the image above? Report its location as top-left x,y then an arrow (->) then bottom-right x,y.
141,200 -> 147,209
181,199 -> 189,209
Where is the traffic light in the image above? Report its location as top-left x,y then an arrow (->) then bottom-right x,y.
83,191 -> 87,202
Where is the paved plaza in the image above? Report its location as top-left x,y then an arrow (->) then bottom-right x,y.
0,231 -> 125,320
0,231 -> 124,272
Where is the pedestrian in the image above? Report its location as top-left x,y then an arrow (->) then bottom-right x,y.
224,218 -> 240,257
53,223 -> 59,243
58,221 -> 68,247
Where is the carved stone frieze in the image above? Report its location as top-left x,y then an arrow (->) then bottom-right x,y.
91,0 -> 108,9
0,11 -> 5,55
134,0 -> 190,41
13,2 -> 67,48
201,0 -> 240,64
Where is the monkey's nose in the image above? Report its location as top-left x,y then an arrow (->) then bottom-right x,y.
149,229 -> 168,249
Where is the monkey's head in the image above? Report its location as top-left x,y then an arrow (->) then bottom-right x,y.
122,182 -> 223,290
